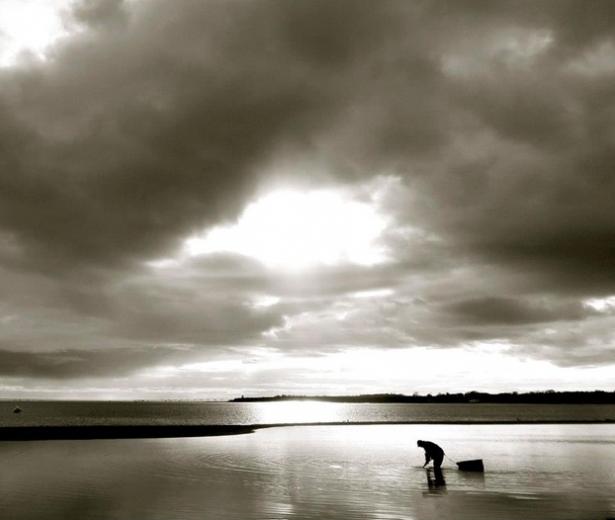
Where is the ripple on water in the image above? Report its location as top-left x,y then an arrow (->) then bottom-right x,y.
2,424 -> 615,520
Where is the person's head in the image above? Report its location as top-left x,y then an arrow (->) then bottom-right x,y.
417,440 -> 424,447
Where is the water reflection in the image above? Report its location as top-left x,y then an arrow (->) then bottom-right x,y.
457,469 -> 486,489
2,424 -> 615,520
4,401 -> 615,427
252,401 -> 344,424
424,467 -> 447,494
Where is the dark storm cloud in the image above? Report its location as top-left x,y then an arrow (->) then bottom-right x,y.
69,0 -> 127,28
0,0 -> 611,285
0,0 -> 404,273
443,297 -> 591,325
0,345 -> 186,379
1,0 -> 615,386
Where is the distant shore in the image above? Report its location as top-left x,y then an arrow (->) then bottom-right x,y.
230,390 -> 615,404
2,419 -> 615,442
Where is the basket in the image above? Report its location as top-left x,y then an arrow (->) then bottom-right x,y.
456,459 -> 484,472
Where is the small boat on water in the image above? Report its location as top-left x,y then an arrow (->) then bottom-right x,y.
13,406 -> 22,414
457,459 -> 484,472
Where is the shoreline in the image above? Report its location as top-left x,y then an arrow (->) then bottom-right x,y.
1,419 -> 614,441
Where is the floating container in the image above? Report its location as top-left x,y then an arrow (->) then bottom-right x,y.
456,459 -> 484,472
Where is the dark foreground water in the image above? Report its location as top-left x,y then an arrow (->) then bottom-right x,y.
2,424 -> 614,520
2,401 -> 615,426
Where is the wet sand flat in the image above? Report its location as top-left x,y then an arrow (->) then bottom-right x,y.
2,424 -> 614,520
1,418 -> 615,441
0,424 -> 256,441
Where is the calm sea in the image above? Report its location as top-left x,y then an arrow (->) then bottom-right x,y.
2,423 -> 614,520
2,401 -> 615,427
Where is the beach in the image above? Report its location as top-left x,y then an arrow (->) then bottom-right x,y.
2,422 -> 614,520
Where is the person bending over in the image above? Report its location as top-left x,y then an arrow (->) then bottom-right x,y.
417,440 -> 444,469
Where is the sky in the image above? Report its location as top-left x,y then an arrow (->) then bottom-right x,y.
1,0 -> 615,399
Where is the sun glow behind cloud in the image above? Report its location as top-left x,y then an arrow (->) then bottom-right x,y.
125,343 -> 615,400
185,188 -> 390,270
0,0 -> 72,66
584,296 -> 615,312
4,0 -> 615,401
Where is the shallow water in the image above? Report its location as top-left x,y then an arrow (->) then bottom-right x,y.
2,401 -> 615,426
2,424 -> 614,520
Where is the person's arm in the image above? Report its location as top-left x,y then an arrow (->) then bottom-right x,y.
423,453 -> 431,467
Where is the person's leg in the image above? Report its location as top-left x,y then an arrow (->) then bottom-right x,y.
433,465 -> 446,486
433,453 -> 445,486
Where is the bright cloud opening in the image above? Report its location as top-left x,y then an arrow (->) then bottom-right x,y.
584,295 -> 615,312
0,0 -> 71,67
134,343 -> 615,399
250,295 -> 281,308
185,188 -> 390,270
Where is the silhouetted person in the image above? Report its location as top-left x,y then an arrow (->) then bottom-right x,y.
417,440 -> 444,470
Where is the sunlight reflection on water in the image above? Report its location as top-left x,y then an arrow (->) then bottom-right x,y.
251,400 -> 345,424
2,424 -> 615,520
3,401 -> 615,427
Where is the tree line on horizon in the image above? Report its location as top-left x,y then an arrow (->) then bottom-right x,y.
230,390 -> 615,404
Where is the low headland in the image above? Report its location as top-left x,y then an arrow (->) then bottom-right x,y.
230,390 -> 615,404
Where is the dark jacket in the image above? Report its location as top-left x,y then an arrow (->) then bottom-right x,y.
417,440 -> 444,466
